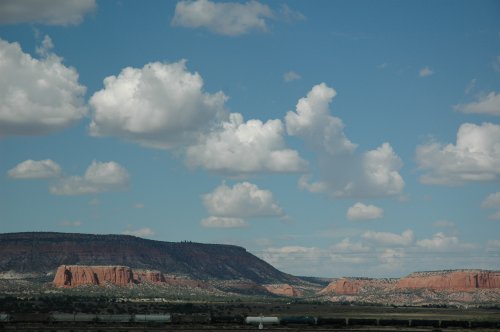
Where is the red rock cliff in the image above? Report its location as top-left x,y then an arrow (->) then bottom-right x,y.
320,278 -> 372,295
320,278 -> 395,295
54,265 -> 171,287
54,265 -> 133,287
396,270 -> 500,291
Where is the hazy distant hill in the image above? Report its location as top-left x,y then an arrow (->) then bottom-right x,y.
0,232 -> 297,284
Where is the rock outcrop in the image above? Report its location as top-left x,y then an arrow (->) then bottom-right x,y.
320,271 -> 500,296
264,283 -> 304,297
396,270 -> 500,291
54,265 -> 167,287
319,278 -> 392,295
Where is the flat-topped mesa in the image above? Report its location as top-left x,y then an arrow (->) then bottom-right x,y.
53,265 -> 167,287
1,232 -> 296,284
54,265 -> 133,287
396,270 -> 500,291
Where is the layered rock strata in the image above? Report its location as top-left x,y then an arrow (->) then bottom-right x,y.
320,270 -> 500,295
396,270 -> 500,291
320,278 -> 393,295
53,265 -> 166,287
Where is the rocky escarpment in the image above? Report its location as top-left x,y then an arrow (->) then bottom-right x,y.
54,265 -> 135,287
54,265 -> 217,290
54,265 -> 182,287
320,270 -> 500,296
396,270 -> 500,291
320,278 -> 394,295
0,232 -> 297,284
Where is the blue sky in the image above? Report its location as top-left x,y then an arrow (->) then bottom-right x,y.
1,0 -> 499,278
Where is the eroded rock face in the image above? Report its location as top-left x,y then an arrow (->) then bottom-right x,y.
264,283 -> 303,297
320,278 -> 396,295
54,265 -> 172,287
320,278 -> 372,295
319,270 -> 500,296
54,265 -> 133,287
396,270 -> 500,291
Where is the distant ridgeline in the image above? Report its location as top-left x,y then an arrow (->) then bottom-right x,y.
0,232 -> 297,284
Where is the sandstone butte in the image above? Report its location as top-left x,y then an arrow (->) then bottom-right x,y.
396,270 -> 500,291
319,278 -> 388,295
264,283 -> 304,297
54,265 -> 168,287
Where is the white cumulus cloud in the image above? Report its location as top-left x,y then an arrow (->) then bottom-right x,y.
286,83 -> 404,198
362,229 -> 414,246
332,238 -> 369,253
0,37 -> 87,136
286,83 -> 356,155
416,232 -> 473,251
202,181 -> 284,218
455,91 -> 500,116
89,60 -> 227,149
49,161 -> 130,195
416,122 -> 500,185
346,202 -> 384,221
172,0 -> 273,36
186,113 -> 307,174
0,0 -> 96,26
200,216 -> 248,228
8,159 -> 61,179
362,143 -> 405,196
379,248 -> 405,266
